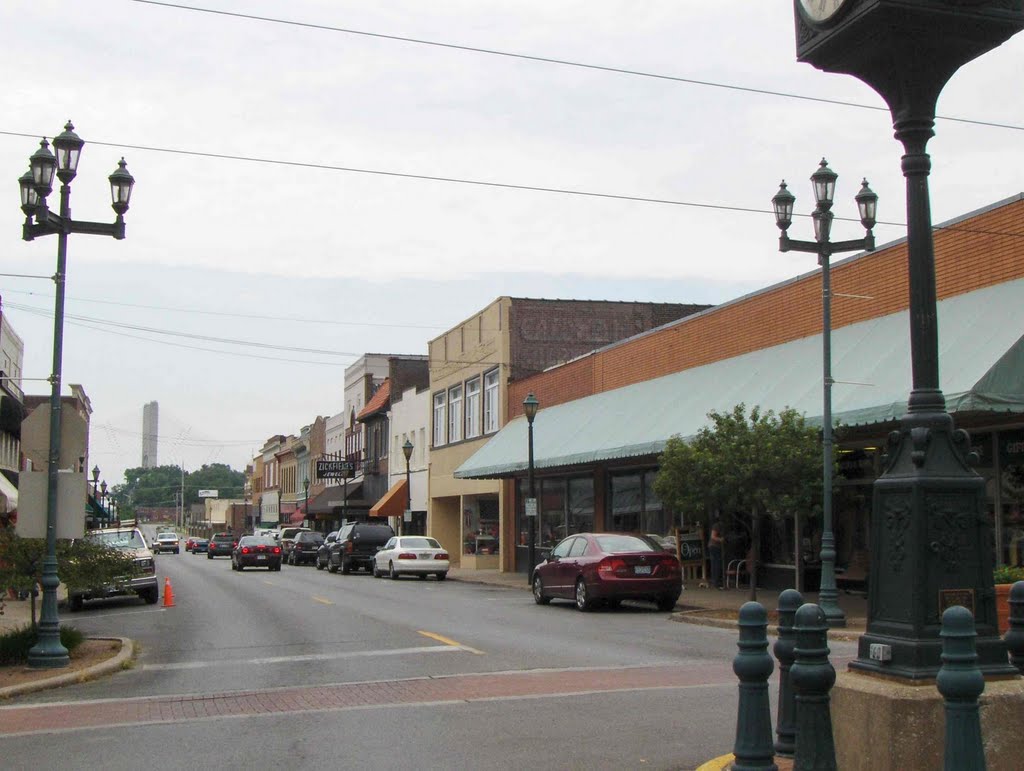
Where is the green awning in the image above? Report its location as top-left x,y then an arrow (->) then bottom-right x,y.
455,277 -> 1024,479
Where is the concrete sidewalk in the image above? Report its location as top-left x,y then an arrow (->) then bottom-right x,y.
0,593 -> 45,634
447,567 -> 869,639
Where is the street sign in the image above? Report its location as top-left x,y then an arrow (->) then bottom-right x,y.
198,489 -> 218,498
525,497 -> 537,517
316,459 -> 355,479
404,509 -> 412,522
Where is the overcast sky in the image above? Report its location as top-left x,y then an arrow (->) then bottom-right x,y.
2,1 -> 1024,493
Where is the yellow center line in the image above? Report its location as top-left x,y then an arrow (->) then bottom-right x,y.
311,596 -> 333,605
418,630 -> 484,655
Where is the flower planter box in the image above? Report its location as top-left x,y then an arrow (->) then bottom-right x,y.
996,582 -> 1012,635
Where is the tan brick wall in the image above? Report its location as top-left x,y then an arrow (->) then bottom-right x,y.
509,196 -> 1024,416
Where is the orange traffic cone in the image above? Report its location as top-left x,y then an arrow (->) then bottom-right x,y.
163,576 -> 175,607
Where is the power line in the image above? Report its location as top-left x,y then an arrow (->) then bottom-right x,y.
0,128 -> 778,220
3,300 -> 355,357
131,0 -> 1023,132
0,287 -> 446,331
7,303 -> 347,366
6,126 -> 1022,239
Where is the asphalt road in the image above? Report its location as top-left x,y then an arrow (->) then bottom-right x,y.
0,535 -> 859,770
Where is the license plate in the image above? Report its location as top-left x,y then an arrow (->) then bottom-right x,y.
634,565 -> 652,575
257,555 -> 267,560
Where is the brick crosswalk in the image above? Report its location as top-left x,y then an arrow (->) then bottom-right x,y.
0,664 -> 732,737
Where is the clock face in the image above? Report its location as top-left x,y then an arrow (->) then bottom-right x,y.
798,0 -> 848,22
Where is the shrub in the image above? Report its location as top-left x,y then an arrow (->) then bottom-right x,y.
993,565 -> 1024,585
0,624 -> 84,666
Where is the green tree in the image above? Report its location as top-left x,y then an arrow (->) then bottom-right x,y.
113,463 -> 245,519
0,530 -> 136,628
654,404 -> 824,600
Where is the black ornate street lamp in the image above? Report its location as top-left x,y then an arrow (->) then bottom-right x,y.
100,480 -> 108,527
91,465 -> 100,501
19,122 -> 134,669
303,476 -> 310,530
794,1 -> 1023,680
402,439 -> 413,536
772,159 -> 877,628
523,393 -> 539,585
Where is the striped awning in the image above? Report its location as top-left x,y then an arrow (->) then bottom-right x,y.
456,278 -> 1024,479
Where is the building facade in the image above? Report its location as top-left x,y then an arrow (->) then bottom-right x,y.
456,194 -> 1024,584
429,297 -> 709,570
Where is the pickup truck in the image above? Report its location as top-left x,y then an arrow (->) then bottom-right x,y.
154,532 -> 181,554
68,526 -> 159,611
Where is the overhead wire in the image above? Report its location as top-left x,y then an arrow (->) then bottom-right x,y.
130,0 -> 1023,132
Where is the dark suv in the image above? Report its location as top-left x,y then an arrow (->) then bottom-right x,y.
288,531 -> 325,566
207,532 -> 237,559
328,522 -> 395,575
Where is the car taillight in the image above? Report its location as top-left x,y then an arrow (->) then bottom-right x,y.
598,557 -> 629,576
273,546 -> 281,554
398,552 -> 417,560
662,557 -> 681,574
345,542 -> 353,552
241,547 -> 250,554
435,553 -> 449,560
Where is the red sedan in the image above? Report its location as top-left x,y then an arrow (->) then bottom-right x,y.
531,533 -> 682,612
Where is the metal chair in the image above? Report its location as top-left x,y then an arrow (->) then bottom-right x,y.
725,557 -> 749,589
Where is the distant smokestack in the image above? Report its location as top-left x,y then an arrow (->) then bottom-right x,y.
142,401 -> 159,468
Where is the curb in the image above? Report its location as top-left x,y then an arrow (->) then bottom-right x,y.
672,612 -> 863,642
0,636 -> 134,700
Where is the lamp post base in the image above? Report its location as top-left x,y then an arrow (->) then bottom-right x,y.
851,407 -> 1014,681
27,564 -> 69,669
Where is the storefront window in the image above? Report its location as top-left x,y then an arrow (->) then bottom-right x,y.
540,479 -> 566,548
568,477 -> 594,534
610,471 -> 669,534
463,497 -> 499,556
644,474 -> 669,535
999,430 -> 1024,567
611,473 -> 642,532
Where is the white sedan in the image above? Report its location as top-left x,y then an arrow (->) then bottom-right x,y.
372,536 -> 450,581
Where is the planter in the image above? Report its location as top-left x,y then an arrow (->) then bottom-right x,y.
996,583 -> 1012,635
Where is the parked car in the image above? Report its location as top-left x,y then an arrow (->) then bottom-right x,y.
328,522 -> 395,574
184,537 -> 196,551
315,531 -> 338,570
372,536 -> 450,580
207,532 -> 237,559
531,533 -> 682,612
278,526 -> 311,561
646,534 -> 678,552
288,531 -> 324,566
231,535 -> 282,571
191,537 -> 209,553
68,526 -> 159,611
154,532 -> 180,554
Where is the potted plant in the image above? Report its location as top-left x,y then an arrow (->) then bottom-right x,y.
993,565 -> 1024,634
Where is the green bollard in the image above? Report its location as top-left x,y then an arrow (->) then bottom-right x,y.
791,603 -> 837,771
732,601 -> 778,771
773,589 -> 803,758
937,605 -> 987,771
1004,581 -> 1024,675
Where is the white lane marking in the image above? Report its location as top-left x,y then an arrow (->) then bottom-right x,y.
144,644 -> 461,671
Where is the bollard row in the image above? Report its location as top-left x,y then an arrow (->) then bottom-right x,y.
730,590 -> 1004,771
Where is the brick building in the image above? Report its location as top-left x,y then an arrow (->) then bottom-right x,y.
457,194 -> 1024,582
429,297 -> 709,571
